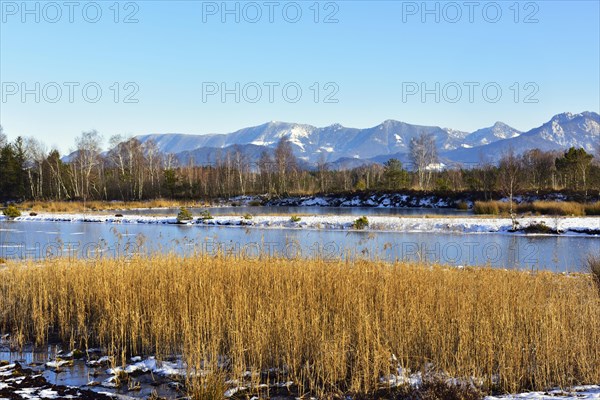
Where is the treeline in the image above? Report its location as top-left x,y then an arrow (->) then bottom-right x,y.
1,126 -> 599,202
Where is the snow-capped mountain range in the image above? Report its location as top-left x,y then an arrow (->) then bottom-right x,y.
134,111 -> 599,168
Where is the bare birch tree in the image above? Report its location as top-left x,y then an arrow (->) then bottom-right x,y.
410,132 -> 438,190
498,147 -> 522,230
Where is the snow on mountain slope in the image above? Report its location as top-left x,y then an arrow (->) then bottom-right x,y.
136,120 -> 469,164
443,112 -> 599,164
533,111 -> 600,150
132,112 -> 599,167
136,132 -> 222,154
464,122 -> 522,147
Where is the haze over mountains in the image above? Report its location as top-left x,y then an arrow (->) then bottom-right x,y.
134,111 -> 599,169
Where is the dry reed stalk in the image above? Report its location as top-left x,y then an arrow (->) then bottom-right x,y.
0,255 -> 598,397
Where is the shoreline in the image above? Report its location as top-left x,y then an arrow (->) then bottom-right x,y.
2,213 -> 599,236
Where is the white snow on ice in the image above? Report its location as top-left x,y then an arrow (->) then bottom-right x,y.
4,213 -> 598,235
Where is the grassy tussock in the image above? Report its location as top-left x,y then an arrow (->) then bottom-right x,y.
584,202 -> 600,215
473,201 -> 504,215
0,256 -> 599,397
473,200 -> 594,216
521,201 -> 585,216
20,200 -> 203,213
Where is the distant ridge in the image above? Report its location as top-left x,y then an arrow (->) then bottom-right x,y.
116,112 -> 599,168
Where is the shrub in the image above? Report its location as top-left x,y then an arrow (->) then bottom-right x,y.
0,258 -> 6,264
290,215 -> 301,223
2,205 -> 21,218
176,207 -> 193,222
587,254 -> 600,294
522,221 -> 556,234
199,209 -> 213,220
353,216 -> 369,230
242,213 -> 253,220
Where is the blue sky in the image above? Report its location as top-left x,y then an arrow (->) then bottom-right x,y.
0,0 -> 599,152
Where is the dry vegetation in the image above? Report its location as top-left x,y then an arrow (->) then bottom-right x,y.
473,200 -> 600,216
588,254 -> 600,294
1,255 -> 600,398
20,199 -> 205,213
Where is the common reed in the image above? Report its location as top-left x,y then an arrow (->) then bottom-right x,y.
588,254 -> 600,294
522,201 -> 585,216
473,200 -> 592,216
0,255 -> 599,398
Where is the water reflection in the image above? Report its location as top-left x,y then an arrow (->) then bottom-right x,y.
1,220 -> 598,272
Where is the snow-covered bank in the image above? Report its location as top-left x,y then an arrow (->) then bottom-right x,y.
263,192 -> 600,208
485,386 -> 600,399
3,213 -> 599,235
266,193 -> 462,208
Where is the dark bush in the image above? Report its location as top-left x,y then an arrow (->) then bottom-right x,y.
177,207 -> 193,222
353,216 -> 369,230
522,222 -> 556,234
199,209 -> 213,220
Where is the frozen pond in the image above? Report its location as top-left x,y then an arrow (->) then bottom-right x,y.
0,345 -> 180,398
1,219 -> 598,272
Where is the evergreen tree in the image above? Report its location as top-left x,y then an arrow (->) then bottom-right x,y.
0,137 -> 27,199
383,158 -> 408,190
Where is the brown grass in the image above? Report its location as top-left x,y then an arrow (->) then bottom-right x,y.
472,201 -> 513,215
0,255 -> 599,398
473,201 -> 589,216
20,199 -> 205,213
584,202 -> 600,216
523,201 -> 585,216
588,254 -> 600,294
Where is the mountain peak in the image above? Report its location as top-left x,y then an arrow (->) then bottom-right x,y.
382,119 -> 399,124
549,111 -> 599,123
129,111 -> 597,168
463,121 -> 521,146
265,120 -> 289,126
550,112 -> 576,123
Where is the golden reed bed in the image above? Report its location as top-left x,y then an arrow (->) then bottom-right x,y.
1,255 -> 599,398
